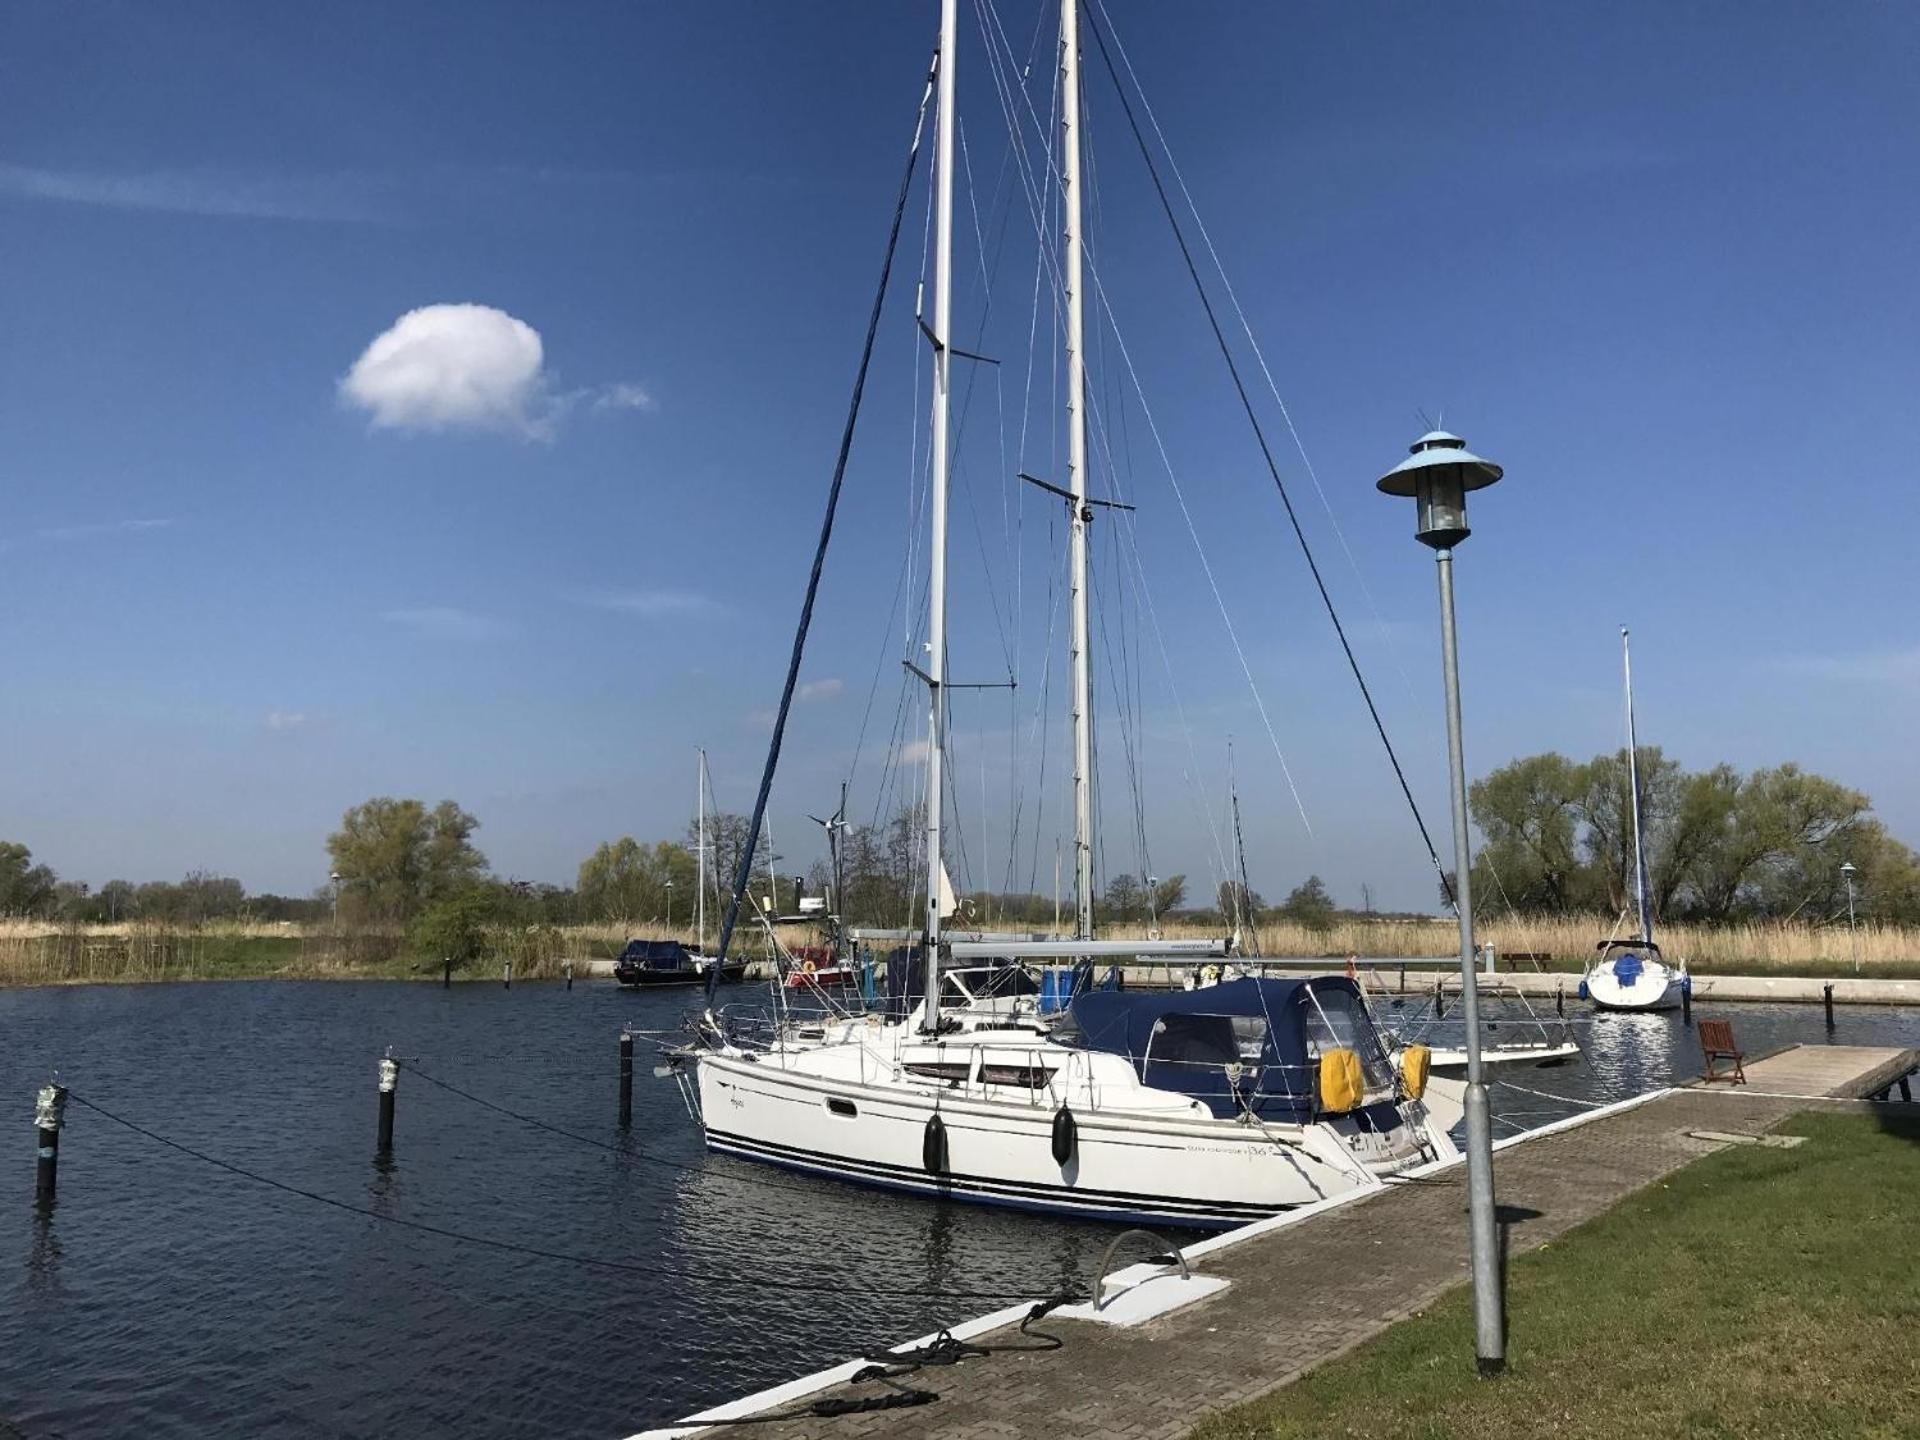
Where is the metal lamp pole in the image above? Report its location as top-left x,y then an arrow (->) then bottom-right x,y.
1377,428 -> 1506,1376
1841,862 -> 1858,974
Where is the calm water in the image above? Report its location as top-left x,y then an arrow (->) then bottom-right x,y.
2,980 -> 1915,1439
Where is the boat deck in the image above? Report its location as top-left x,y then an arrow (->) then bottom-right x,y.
635,1043 -> 1919,1440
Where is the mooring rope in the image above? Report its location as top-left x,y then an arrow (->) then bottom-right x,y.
61,1088 -> 1086,1309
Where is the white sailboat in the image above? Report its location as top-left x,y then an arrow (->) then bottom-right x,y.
665,0 -> 1455,1228
1582,628 -> 1688,1011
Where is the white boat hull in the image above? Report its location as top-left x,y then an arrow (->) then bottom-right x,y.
1426,1040 -> 1583,1072
1584,958 -> 1686,1012
696,1045 -> 1453,1229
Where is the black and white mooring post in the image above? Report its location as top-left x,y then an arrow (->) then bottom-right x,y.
443,955 -> 452,989
35,1081 -> 67,1206
565,956 -> 573,991
503,958 -> 512,990
618,1030 -> 634,1129
377,1053 -> 398,1156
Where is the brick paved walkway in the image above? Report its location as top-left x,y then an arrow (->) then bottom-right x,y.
651,1086 -> 1856,1440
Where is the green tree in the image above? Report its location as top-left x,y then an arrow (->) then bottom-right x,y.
327,798 -> 487,922
1280,874 -> 1338,931
1150,874 -> 1188,919
0,843 -> 58,916
577,837 -> 695,926
1467,752 -> 1586,913
408,885 -> 502,970
1102,873 -> 1144,924
1217,879 -> 1263,928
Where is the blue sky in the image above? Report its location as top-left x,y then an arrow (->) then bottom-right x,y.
2,2 -> 1916,911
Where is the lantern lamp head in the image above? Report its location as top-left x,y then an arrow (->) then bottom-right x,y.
1376,430 -> 1503,549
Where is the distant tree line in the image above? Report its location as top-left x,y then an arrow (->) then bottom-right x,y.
19,749 -> 1905,944
1468,749 -> 1920,924
0,842 -> 324,924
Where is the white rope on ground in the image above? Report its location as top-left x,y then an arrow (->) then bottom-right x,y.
1493,1078 -> 1618,1109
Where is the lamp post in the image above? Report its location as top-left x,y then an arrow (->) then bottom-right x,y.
1841,862 -> 1859,974
1377,428 -> 1505,1376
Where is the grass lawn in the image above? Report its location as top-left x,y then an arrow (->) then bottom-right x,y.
1192,1112 -> 1920,1440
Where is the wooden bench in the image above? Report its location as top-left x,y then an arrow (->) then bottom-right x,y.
1698,1018 -> 1746,1085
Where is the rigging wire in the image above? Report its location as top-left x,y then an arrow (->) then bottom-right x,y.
713,50 -> 942,972
974,0 -> 1320,850
1080,5 -> 1457,905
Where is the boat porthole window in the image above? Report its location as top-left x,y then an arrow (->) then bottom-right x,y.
827,1098 -> 857,1118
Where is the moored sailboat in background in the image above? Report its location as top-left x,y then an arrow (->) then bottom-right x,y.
1582,628 -> 1688,1011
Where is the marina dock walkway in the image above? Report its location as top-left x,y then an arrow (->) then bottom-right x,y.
644,1043 -> 1917,1440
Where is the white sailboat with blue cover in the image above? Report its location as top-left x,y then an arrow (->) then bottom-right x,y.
660,0 -> 1458,1228
1582,628 -> 1689,1012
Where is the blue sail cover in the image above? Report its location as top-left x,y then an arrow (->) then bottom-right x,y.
621,939 -> 695,972
1061,976 -> 1368,1123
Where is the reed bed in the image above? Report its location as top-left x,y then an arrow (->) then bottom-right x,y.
1,914 -> 1913,987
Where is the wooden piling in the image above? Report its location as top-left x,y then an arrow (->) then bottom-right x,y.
1681,983 -> 1692,1025
1824,983 -> 1835,1029
1555,985 -> 1564,1017
443,955 -> 451,989
619,1031 -> 634,1129
377,1055 -> 398,1155
35,1082 -> 66,1206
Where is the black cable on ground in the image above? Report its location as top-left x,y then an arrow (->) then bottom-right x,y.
1081,7 -> 1458,907
670,1295 -> 1076,1430
62,1090 -> 1085,1310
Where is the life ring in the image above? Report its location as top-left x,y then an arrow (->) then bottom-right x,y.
802,959 -> 818,975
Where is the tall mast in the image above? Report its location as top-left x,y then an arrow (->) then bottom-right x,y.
696,747 -> 708,950
918,0 -> 958,1030
1621,627 -> 1652,945
1060,0 -> 1096,941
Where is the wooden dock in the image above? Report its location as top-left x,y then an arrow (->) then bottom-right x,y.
1732,1042 -> 1919,1099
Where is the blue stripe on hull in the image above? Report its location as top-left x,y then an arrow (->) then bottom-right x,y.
705,1128 -> 1282,1230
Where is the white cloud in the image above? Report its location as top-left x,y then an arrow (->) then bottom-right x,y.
0,162 -> 379,222
0,517 -> 173,553
797,678 -> 844,702
341,304 -> 552,439
577,589 -> 721,619
591,382 -> 657,413
1777,647 -> 1920,691
382,606 -> 513,641
263,710 -> 309,732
